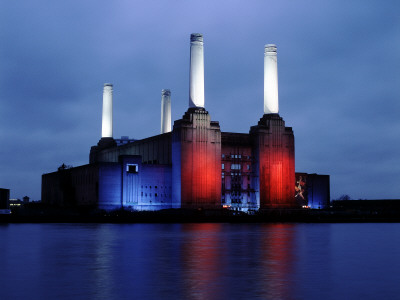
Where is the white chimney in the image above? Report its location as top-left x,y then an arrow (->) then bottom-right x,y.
264,44 -> 279,114
189,33 -> 205,108
161,89 -> 171,134
102,83 -> 113,138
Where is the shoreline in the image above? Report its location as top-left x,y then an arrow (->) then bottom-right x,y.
2,209 -> 400,224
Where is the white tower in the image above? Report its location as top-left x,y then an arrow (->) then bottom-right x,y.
264,44 -> 279,114
161,89 -> 171,134
189,33 -> 205,108
102,83 -> 113,138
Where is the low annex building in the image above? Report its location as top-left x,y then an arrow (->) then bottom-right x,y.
42,34 -> 330,211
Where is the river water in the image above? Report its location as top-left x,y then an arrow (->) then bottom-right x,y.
1,223 -> 399,300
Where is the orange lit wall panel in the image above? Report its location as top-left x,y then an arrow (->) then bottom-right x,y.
172,108 -> 221,209
251,114 -> 296,208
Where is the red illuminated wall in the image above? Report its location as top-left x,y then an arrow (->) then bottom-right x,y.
172,108 -> 221,209
251,114 -> 296,208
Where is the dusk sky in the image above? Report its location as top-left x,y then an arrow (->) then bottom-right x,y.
1,0 -> 399,201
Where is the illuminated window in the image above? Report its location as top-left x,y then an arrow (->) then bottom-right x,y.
222,154 -> 225,158
222,172 -> 225,178
238,155 -> 241,158
126,164 -> 138,173
222,163 -> 225,170
247,165 -> 250,170
231,164 -> 241,170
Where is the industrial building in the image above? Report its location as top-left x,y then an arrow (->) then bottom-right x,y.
42,34 -> 330,212
0,188 -> 11,214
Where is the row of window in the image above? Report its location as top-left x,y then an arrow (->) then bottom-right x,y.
222,173 -> 252,180
221,164 -> 251,171
141,185 -> 171,190
222,154 -> 251,159
141,192 -> 171,198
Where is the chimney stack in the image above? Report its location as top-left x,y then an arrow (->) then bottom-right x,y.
161,89 -> 171,134
189,33 -> 205,108
264,44 -> 279,114
102,83 -> 113,138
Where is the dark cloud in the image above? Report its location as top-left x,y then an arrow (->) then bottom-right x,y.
1,0 -> 399,200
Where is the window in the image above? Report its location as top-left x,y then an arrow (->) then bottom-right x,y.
222,154 -> 225,158
238,155 -> 241,158
247,165 -> 250,170
222,163 -> 225,170
231,164 -> 241,170
126,164 -> 138,173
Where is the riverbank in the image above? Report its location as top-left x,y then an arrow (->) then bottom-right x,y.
2,206 -> 400,223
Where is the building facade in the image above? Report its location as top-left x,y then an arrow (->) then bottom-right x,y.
42,34 -> 330,212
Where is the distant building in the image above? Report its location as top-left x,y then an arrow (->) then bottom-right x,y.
9,198 -> 24,208
295,173 -> 330,209
42,34 -> 330,212
0,188 -> 11,214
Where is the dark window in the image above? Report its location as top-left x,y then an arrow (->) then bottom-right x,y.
127,164 -> 138,173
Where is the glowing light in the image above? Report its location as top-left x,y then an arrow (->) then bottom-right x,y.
161,89 -> 171,133
264,44 -> 279,114
102,83 -> 113,138
189,33 -> 205,108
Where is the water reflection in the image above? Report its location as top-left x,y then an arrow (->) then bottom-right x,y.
177,223 -> 298,300
260,224 -> 296,299
9,223 -> 400,300
181,223 -> 225,299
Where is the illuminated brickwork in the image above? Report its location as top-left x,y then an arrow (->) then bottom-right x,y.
250,114 -> 296,208
172,108 -> 221,209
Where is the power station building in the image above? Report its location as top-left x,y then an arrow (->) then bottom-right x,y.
42,34 -> 330,211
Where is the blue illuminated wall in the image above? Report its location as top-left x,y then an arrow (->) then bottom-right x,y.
98,155 -> 172,211
98,163 -> 123,210
295,173 -> 330,209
